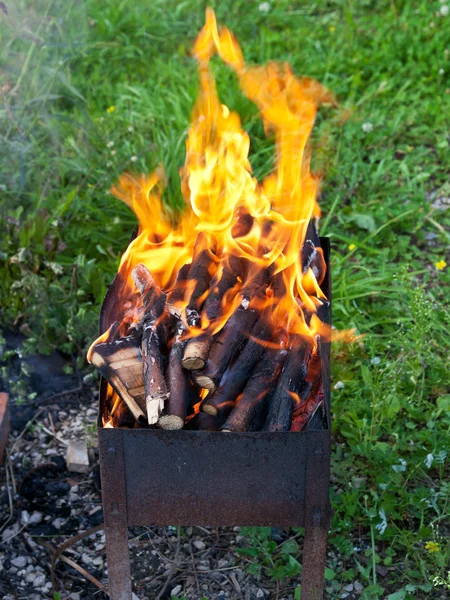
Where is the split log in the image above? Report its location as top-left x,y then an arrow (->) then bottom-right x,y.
265,338 -> 312,432
185,232 -> 218,329
232,208 -> 254,238
221,346 -> 287,432
195,263 -> 269,390
200,318 -> 272,415
158,324 -> 200,430
132,264 -> 169,425
89,327 -> 146,424
182,253 -> 243,370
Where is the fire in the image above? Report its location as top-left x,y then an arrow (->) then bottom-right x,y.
89,8 -> 335,429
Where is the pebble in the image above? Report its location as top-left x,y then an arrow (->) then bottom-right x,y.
93,557 -> 104,566
193,540 -> 206,551
52,517 -> 66,529
33,574 -> 46,587
11,556 -> 27,568
82,553 -> 92,565
171,584 -> 183,597
344,583 -> 354,592
256,590 -> 265,599
26,573 -> 37,583
354,581 -> 364,592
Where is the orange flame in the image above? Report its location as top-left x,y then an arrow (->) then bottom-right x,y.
90,9 -> 336,426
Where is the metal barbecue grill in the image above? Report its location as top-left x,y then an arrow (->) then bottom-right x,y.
98,238 -> 332,600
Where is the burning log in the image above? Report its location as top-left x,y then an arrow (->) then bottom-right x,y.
132,264 -> 169,425
182,253 -> 243,370
221,346 -> 287,432
301,222 -> 326,285
200,318 -> 272,415
185,232 -> 218,329
158,324 -> 200,430
167,263 -> 191,307
185,411 -> 219,431
194,263 -> 269,390
89,326 -> 146,424
265,339 -> 312,432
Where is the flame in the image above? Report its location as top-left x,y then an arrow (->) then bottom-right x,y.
91,9 -> 335,427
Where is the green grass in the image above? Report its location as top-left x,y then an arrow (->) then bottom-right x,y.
1,0 -> 450,597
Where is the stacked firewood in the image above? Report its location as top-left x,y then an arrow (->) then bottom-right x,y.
89,222 -> 329,432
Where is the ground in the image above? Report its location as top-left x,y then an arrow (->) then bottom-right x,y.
1,1 -> 450,599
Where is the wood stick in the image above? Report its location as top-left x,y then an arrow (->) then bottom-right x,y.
184,411 -> 219,431
132,264 -> 169,425
265,339 -> 312,432
195,263 -> 269,390
221,346 -> 287,432
167,263 -> 191,307
185,233 -> 217,328
182,254 -> 243,370
200,318 -> 272,415
301,222 -> 326,285
158,325 -> 200,430
89,329 -> 146,424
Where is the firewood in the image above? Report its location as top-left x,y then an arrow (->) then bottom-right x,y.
158,324 -> 200,430
221,346 -> 287,432
301,222 -> 326,285
195,263 -> 269,390
89,329 -> 146,423
200,319 -> 272,415
132,263 -> 170,425
167,263 -> 191,307
232,208 -> 254,238
182,253 -> 243,370
265,339 -> 312,432
185,232 -> 218,328
184,411 -> 219,431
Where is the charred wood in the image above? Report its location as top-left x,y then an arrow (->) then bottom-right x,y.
221,346 -> 287,432
265,340 -> 312,432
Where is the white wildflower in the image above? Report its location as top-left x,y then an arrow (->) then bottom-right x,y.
128,126 -> 134,132
110,150 -> 116,156
258,2 -> 271,13
439,68 -> 445,75
424,453 -> 434,469
113,216 -> 121,224
375,509 -> 388,535
334,381 -> 345,390
106,161 -> 112,167
107,141 -> 114,148
370,357 -> 381,366
440,5 -> 449,16
44,261 -> 63,276
130,155 -> 138,162
392,458 -> 407,473
362,122 -> 373,133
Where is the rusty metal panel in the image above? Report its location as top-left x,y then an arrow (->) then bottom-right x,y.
98,429 -> 132,599
0,393 -> 9,466
117,429 -> 329,527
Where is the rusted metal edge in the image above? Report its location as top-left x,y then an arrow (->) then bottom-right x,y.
0,392 -> 10,466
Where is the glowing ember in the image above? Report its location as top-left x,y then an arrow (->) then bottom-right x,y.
88,8 -> 335,431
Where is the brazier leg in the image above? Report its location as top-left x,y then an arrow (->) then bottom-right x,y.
301,510 -> 330,600
301,434 -> 331,600
99,430 -> 132,600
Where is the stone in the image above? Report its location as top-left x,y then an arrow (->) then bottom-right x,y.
344,583 -> 354,592
33,574 -> 46,587
256,590 -> 265,599
193,540 -> 206,551
354,581 -> 364,592
82,553 -> 92,565
66,439 -> 89,473
171,584 -> 183,597
11,556 -> 27,568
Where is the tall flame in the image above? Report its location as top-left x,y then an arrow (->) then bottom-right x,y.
101,7 -> 334,349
